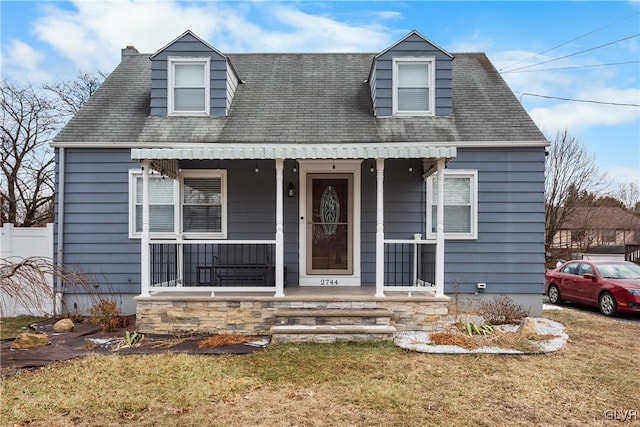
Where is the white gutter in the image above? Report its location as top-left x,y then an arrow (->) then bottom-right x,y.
50,140 -> 550,149
55,147 -> 65,316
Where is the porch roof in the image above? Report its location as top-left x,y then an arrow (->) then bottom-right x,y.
131,143 -> 457,161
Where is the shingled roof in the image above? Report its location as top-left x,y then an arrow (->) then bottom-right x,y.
52,51 -> 546,146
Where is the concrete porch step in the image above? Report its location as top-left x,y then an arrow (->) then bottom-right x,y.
270,324 -> 397,344
273,308 -> 393,327
274,308 -> 393,318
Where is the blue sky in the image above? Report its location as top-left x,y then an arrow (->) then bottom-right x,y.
1,1 -> 639,190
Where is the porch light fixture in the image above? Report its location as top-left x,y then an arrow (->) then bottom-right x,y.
287,182 -> 296,198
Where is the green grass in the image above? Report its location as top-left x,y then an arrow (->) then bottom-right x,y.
1,310 -> 639,426
0,315 -> 48,340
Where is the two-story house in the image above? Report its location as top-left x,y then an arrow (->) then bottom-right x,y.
51,30 -> 548,341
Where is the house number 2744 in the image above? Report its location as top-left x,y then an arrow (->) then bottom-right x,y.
320,279 -> 339,286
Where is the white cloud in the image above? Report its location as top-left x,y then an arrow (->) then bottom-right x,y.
607,166 -> 640,187
527,88 -> 640,133
262,6 -> 391,52
373,11 -> 402,20
29,0 -> 395,75
2,39 -> 49,82
448,32 -> 494,53
33,1 -> 228,71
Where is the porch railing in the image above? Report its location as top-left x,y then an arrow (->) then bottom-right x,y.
147,238 -> 437,295
383,236 -> 436,292
148,239 -> 276,293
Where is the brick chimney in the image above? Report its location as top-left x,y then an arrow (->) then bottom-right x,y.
121,45 -> 139,59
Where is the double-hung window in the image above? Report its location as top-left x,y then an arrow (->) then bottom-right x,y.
129,170 -> 226,239
181,171 -> 226,237
393,57 -> 435,116
168,57 -> 210,115
426,170 -> 478,239
129,171 -> 177,237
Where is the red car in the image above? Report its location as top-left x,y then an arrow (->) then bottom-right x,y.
544,260 -> 640,316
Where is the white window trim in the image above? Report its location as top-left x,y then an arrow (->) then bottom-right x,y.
128,169 -> 227,239
128,169 -> 180,239
179,169 -> 227,239
167,56 -> 210,116
426,169 -> 478,240
392,56 -> 436,117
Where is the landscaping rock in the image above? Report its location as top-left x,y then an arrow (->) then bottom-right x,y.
53,318 -> 75,333
10,333 -> 49,349
516,317 -> 537,336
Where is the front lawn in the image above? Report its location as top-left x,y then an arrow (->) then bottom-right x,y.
2,309 -> 639,426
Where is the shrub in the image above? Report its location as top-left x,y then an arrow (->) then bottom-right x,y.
89,299 -> 123,331
476,296 -> 529,325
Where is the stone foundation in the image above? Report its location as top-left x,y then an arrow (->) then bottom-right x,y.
135,293 -> 450,336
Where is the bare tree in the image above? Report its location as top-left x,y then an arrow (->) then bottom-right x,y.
44,70 -> 107,116
545,129 -> 608,252
1,80 -> 59,226
1,72 -> 106,226
1,256 -> 96,316
615,182 -> 640,213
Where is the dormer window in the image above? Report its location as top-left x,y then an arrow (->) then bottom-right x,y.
392,57 -> 435,116
168,57 -> 210,115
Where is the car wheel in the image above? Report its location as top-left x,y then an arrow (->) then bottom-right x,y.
548,284 -> 563,304
598,292 -> 617,317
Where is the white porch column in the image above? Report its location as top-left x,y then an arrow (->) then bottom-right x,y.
435,158 -> 446,297
140,159 -> 151,297
375,157 -> 385,298
274,158 -> 285,297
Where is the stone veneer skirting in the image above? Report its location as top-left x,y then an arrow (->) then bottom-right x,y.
135,293 -> 451,335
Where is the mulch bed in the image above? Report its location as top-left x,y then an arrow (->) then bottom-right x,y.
1,317 -> 269,377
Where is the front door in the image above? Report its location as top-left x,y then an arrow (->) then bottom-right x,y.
306,174 -> 353,276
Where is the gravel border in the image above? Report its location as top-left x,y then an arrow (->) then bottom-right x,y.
393,318 -> 568,354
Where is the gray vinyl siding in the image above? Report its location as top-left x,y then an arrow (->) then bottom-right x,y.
55,148 -> 544,295
150,32 -> 229,117
55,149 -> 141,294
360,160 -> 425,285
444,147 -> 546,294
372,33 -> 453,117
361,150 -> 545,294
226,65 -> 239,113
360,161 -> 376,285
180,160 -> 276,240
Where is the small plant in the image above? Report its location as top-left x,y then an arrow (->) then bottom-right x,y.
124,331 -> 144,346
457,319 -> 494,336
89,299 -> 122,331
476,296 -> 529,325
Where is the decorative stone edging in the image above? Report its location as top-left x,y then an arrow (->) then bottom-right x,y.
393,318 -> 568,354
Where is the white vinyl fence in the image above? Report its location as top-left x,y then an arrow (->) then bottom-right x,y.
0,223 -> 54,317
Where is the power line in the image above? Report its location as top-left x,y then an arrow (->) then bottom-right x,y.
503,33 -> 640,73
514,91 -> 640,107
498,11 -> 640,73
502,60 -> 640,73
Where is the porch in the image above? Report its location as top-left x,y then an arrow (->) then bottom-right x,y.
135,287 -> 451,343
131,145 -> 457,339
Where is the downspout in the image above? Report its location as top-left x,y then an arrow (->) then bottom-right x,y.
55,147 -> 65,315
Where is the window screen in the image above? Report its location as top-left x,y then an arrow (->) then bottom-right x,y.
431,175 -> 473,234
397,62 -> 430,111
135,176 -> 175,233
183,177 -> 222,233
173,62 -> 206,112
